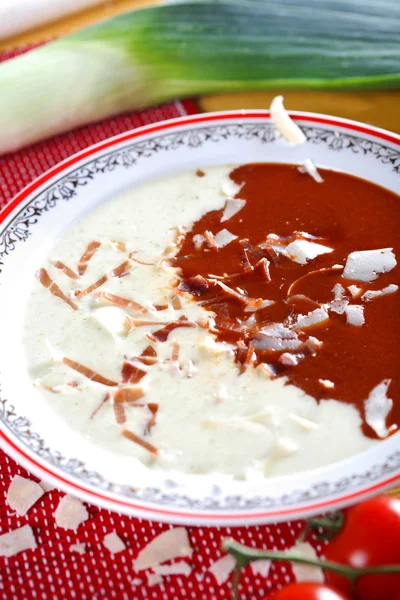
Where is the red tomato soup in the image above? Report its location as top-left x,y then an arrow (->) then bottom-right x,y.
176,163 -> 400,439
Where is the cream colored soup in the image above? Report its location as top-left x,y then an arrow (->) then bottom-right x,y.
24,166 -> 374,479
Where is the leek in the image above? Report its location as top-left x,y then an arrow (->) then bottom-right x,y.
0,0 -> 399,155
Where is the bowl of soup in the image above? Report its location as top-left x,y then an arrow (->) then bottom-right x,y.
0,108 -> 399,524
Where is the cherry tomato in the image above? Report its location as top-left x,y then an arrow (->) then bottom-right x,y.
325,495 -> 400,600
270,582 -> 351,600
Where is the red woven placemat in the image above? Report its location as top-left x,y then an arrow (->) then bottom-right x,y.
0,45 -> 326,600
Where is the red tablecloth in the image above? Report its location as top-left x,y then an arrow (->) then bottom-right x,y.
0,45 -> 326,600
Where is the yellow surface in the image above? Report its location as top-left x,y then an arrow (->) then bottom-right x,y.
200,90 -> 400,134
0,0 -> 157,49
0,0 -> 399,133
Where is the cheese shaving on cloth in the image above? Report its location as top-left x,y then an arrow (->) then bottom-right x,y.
134,527 -> 192,571
270,95 -> 306,145
103,531 -> 126,555
288,542 -> 325,583
6,475 -> 44,516
54,495 -> 89,530
208,554 -> 236,585
0,525 -> 37,557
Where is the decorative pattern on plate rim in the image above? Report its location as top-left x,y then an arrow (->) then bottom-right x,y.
1,392 -> 399,509
1,123 -> 400,261
0,121 -> 399,510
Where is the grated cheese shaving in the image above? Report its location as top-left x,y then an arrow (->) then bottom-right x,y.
134,527 -> 192,571
6,475 -> 44,516
361,284 -> 398,302
92,306 -> 130,340
332,283 -> 346,300
285,239 -> 333,265
54,495 -> 89,530
147,573 -> 163,587
280,353 -> 299,367
0,525 -> 37,557
153,562 -> 192,576
70,543 -> 86,555
270,95 -> 306,146
208,554 -> 236,585
318,379 -> 335,390
289,542 -> 325,583
221,180 -> 239,197
342,248 -> 396,282
214,229 -> 238,248
364,379 -> 393,439
348,284 -> 362,298
103,531 -> 126,555
345,305 -> 365,326
289,413 -> 319,431
250,559 -> 271,578
328,299 -> 349,315
221,198 -> 246,223
40,480 -> 58,493
193,234 -> 206,249
298,159 -> 324,183
294,308 -> 329,330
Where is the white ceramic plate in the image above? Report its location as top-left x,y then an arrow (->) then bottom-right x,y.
1,110 -> 399,525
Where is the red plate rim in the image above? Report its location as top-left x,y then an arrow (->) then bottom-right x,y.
1,110 -> 399,523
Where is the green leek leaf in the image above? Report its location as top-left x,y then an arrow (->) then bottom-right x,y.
0,0 -> 399,154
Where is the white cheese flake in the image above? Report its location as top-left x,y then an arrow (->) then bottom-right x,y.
342,248 -> 396,282
298,159 -> 324,183
250,560 -> 271,578
153,563 -> 192,576
332,283 -> 346,300
40,480 -> 58,493
199,336 -> 235,357
134,527 -> 192,571
215,384 -> 229,403
276,437 -> 298,458
361,284 -> 398,302
208,554 -> 236,585
193,234 -> 206,249
103,531 -> 126,555
328,299 -> 349,315
285,240 -> 333,265
294,308 -> 329,330
345,305 -> 365,326
221,198 -> 246,223
70,543 -> 86,555
270,95 -> 306,145
243,299 -> 275,312
289,542 -> 324,583
147,573 -> 163,587
214,229 -> 238,248
6,475 -> 44,517
364,379 -> 393,439
348,284 -> 362,298
91,306 -> 129,339
221,180 -> 239,198
45,339 -> 64,362
0,525 -> 37,557
251,335 -> 302,352
289,413 -> 319,430
318,379 -> 335,389
260,324 -> 298,339
280,353 -> 299,367
54,495 -> 88,530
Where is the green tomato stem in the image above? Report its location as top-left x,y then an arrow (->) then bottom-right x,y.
222,538 -> 400,584
297,512 -> 345,543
